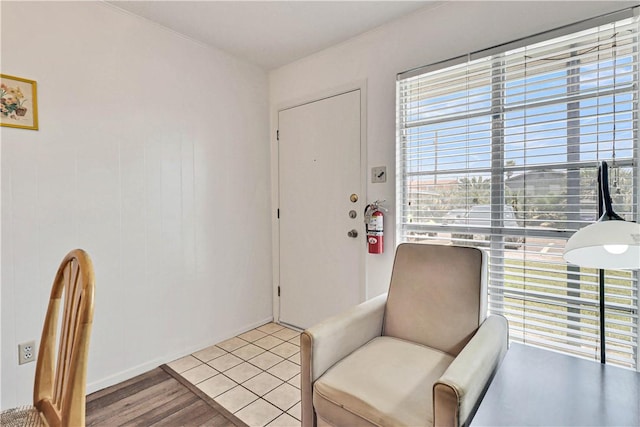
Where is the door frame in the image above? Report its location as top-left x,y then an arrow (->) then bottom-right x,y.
271,81 -> 368,326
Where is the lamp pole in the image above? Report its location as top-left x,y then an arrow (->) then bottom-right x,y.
597,163 -> 607,364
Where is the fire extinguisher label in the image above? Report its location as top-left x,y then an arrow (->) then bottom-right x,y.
370,216 -> 383,232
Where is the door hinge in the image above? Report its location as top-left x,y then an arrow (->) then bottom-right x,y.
277,209 -> 280,219
278,286 -> 281,297
276,130 -> 279,141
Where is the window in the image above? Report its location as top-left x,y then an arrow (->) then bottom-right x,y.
396,11 -> 639,369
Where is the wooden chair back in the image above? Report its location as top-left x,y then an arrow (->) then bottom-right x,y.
33,249 -> 95,427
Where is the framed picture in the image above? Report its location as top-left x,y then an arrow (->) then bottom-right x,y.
1,74 -> 38,130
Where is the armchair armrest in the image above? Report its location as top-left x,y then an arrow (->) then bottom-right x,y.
433,315 -> 509,427
301,293 -> 387,427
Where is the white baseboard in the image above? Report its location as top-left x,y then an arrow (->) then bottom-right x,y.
87,316 -> 273,394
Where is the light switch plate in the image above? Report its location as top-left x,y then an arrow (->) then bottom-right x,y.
371,166 -> 387,183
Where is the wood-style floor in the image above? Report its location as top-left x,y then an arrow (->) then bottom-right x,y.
86,366 -> 244,427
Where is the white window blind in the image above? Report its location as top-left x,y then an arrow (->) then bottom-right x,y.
397,12 -> 639,369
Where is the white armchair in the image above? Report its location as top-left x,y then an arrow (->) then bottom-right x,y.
301,243 -> 508,427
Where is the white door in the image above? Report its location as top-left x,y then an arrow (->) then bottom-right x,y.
278,90 -> 363,329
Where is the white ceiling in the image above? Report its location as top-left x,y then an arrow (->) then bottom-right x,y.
107,1 -> 434,70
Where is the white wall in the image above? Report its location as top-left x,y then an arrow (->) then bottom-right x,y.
269,0 -> 637,302
1,1 -> 272,408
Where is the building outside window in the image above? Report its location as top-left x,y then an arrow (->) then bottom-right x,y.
396,10 -> 639,370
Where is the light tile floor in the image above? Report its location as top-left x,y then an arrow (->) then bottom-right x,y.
168,323 -> 302,427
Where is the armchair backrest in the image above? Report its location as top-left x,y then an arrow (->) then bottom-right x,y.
383,243 -> 487,356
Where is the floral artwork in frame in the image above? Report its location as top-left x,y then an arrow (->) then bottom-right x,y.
1,74 -> 38,130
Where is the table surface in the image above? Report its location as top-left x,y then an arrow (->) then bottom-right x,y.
470,343 -> 640,427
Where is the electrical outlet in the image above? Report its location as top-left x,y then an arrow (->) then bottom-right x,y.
18,341 -> 36,365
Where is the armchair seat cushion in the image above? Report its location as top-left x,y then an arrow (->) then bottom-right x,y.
313,336 -> 454,426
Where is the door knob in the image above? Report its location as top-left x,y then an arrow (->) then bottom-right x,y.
347,229 -> 358,238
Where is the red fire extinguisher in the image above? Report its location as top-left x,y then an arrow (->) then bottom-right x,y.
365,202 -> 385,254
